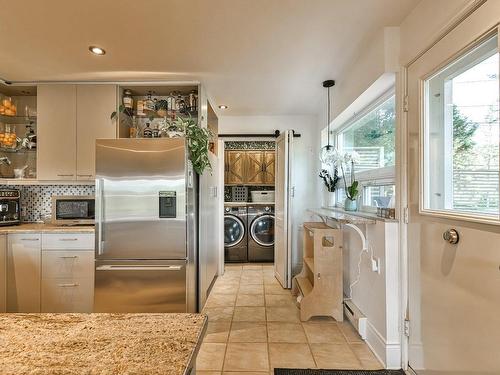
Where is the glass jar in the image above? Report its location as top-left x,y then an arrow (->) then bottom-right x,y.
142,123 -> 152,138
3,124 -> 17,148
123,89 -> 133,109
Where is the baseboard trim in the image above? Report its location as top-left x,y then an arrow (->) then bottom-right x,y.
366,321 -> 401,369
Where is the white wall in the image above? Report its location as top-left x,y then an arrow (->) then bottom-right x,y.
321,0 -> 480,369
219,115 -> 321,273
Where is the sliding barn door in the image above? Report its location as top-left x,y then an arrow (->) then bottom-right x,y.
274,130 -> 294,288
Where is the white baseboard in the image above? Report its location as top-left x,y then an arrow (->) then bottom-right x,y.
366,321 -> 401,369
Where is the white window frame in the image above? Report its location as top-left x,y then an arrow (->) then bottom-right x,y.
334,89 -> 396,213
421,34 -> 500,223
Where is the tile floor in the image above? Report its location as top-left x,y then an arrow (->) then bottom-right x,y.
197,264 -> 382,374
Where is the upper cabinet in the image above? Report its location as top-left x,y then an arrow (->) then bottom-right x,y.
225,150 -> 275,186
37,84 -> 117,180
76,85 -> 117,180
37,84 -> 77,180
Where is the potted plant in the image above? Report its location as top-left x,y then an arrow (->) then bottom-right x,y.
319,168 -> 340,207
340,152 -> 360,211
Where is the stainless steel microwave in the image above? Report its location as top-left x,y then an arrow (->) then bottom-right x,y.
52,195 -> 95,226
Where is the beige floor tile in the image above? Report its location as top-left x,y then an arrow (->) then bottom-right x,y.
338,321 -> 364,342
302,322 -> 346,343
266,306 -> 300,322
203,306 -> 235,322
197,343 -> 227,371
236,293 -> 265,307
229,322 -> 267,343
310,343 -> 361,369
224,372 -> 268,375
241,274 -> 264,285
264,276 -> 280,285
197,372 -> 221,375
267,323 -> 307,343
243,265 -> 263,270
239,283 -> 264,294
350,343 -> 383,370
205,293 -> 237,307
223,343 -> 269,372
225,264 -> 243,270
264,284 -> 290,295
265,294 -> 295,307
212,282 -> 240,295
233,306 -> 266,322
268,343 -> 316,369
305,316 -> 337,323
204,321 -> 231,343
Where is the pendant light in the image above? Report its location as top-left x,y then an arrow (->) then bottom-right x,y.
319,79 -> 338,165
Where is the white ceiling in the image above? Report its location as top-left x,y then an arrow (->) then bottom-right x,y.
0,0 -> 419,116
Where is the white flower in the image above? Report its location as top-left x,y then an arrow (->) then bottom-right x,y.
343,151 -> 360,164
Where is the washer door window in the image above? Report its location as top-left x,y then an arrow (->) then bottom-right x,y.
250,214 -> 275,247
224,215 -> 245,247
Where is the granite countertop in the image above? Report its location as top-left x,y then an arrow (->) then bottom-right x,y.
225,201 -> 275,206
308,207 -> 378,225
0,313 -> 207,375
0,223 -> 95,233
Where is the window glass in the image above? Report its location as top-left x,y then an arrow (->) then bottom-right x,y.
339,96 -> 395,172
363,184 -> 395,208
424,35 -> 499,217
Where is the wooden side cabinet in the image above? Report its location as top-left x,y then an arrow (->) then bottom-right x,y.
224,149 -> 275,186
225,151 -> 246,185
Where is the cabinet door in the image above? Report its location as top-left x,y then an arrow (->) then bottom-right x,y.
246,151 -> 265,185
263,151 -> 276,184
37,84 -> 77,180
76,85 -> 117,180
0,235 -> 6,312
7,234 -> 41,312
226,151 -> 246,185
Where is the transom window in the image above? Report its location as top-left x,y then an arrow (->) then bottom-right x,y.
423,35 -> 499,219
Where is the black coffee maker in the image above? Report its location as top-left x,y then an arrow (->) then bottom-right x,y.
0,189 -> 20,226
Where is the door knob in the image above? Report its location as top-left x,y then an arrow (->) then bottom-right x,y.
443,229 -> 459,244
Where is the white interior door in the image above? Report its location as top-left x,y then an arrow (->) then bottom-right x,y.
274,130 -> 294,288
407,4 -> 500,374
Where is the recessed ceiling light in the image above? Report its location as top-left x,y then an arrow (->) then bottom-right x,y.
89,46 -> 106,55
218,105 -> 228,109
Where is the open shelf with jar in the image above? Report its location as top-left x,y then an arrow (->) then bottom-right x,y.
117,85 -> 199,139
0,84 -> 37,179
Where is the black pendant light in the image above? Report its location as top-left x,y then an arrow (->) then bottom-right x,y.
319,79 -> 338,164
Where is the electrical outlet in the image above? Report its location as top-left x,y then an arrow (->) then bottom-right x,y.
371,257 -> 380,273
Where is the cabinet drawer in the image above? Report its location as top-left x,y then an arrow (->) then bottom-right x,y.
42,250 -> 94,279
42,233 -> 94,250
41,277 -> 93,313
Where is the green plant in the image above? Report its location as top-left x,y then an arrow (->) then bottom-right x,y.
340,153 -> 360,201
176,116 -> 213,175
346,180 -> 359,201
319,168 -> 340,192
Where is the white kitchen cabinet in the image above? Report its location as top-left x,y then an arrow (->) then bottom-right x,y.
7,233 -> 41,312
37,84 -> 77,180
37,84 -> 117,181
41,233 -> 94,313
0,234 -> 6,312
76,85 -> 117,180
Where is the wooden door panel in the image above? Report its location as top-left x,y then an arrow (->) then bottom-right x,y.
246,151 -> 265,184
226,151 -> 246,184
264,151 -> 275,184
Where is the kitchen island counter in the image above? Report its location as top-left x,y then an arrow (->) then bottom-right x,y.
0,313 -> 207,375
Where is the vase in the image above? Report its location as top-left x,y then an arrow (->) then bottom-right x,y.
323,191 -> 336,208
344,198 -> 357,211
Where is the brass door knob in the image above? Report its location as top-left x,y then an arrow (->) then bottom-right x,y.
443,229 -> 459,244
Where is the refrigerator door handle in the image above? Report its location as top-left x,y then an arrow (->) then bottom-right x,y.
96,265 -> 183,271
96,178 -> 104,256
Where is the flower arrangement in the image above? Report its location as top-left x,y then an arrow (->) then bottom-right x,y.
319,168 -> 340,193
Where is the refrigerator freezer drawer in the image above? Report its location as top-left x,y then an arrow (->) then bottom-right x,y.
94,260 -> 187,313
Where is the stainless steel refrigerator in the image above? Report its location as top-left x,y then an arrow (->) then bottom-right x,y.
94,138 -> 197,313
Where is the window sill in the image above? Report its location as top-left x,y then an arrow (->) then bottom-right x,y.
320,205 -> 399,223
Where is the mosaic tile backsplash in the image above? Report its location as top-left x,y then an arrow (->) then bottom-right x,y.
0,184 -> 95,222
224,141 -> 275,150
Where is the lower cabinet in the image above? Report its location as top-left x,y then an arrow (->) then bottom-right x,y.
41,234 -> 94,313
7,234 -> 41,312
0,234 -> 7,312
6,232 -> 94,313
